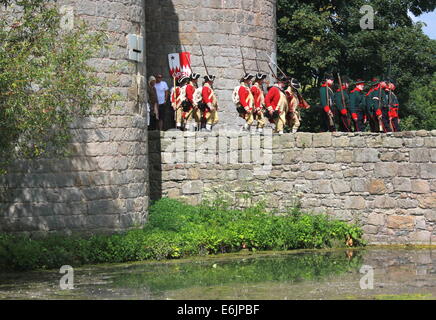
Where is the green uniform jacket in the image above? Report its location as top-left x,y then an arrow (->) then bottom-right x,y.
367,86 -> 385,117
319,85 -> 334,112
349,88 -> 366,116
334,88 -> 350,115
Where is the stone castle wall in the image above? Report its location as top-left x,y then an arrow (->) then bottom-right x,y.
0,0 -> 149,235
149,130 -> 436,245
145,0 -> 277,128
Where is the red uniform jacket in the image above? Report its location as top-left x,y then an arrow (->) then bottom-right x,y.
251,85 -> 263,109
265,86 -> 281,111
185,84 -> 195,104
238,85 -> 252,109
202,85 -> 213,104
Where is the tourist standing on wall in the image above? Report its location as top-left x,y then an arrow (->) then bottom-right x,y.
154,74 -> 170,131
147,76 -> 159,130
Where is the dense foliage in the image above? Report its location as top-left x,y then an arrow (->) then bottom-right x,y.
0,0 -> 113,173
277,0 -> 436,132
0,198 -> 364,271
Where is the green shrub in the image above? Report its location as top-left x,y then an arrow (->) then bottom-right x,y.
0,198 -> 365,271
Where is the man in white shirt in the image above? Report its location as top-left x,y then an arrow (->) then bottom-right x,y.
154,74 -> 169,130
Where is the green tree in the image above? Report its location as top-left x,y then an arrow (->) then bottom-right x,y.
401,72 -> 436,131
0,0 -> 114,173
277,0 -> 436,132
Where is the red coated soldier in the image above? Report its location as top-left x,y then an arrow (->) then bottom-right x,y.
251,73 -> 267,135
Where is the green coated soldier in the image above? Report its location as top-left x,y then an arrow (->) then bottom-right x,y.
349,79 -> 366,132
334,75 -> 351,132
319,73 -> 336,132
366,77 -> 385,132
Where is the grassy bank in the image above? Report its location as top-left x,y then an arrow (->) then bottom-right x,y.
0,198 -> 364,271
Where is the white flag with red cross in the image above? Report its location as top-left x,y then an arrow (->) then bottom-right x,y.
168,52 -> 191,79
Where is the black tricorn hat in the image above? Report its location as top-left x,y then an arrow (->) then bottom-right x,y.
204,75 -> 216,82
290,78 -> 301,90
341,75 -> 351,84
324,73 -> 334,81
190,73 -> 201,80
255,73 -> 267,80
177,76 -> 189,84
242,73 -> 254,81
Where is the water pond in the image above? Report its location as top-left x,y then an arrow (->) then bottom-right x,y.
0,247 -> 434,300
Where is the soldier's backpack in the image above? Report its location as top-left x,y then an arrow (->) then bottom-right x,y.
232,85 -> 241,105
193,86 -> 203,105
193,86 -> 207,111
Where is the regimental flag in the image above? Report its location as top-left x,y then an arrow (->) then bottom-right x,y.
168,52 -> 191,79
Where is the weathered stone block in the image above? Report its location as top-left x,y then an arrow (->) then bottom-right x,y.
409,231 -> 431,243
300,149 -> 317,163
409,149 -> 430,163
397,164 -> 420,177
296,133 -> 313,148
312,180 -> 332,194
374,196 -> 397,209
349,136 -> 365,148
374,163 -> 399,178
313,133 -> 332,147
351,178 -> 367,192
417,194 -> 436,208
181,181 -> 203,195
386,215 -> 415,230
411,180 -> 430,194
335,150 -> 353,163
382,137 -> 403,148
368,179 -> 387,194
344,196 -> 366,209
316,150 -> 335,163
332,180 -> 351,194
353,149 -> 379,163
333,136 -> 350,147
393,177 -> 411,192
420,164 -> 436,179
367,213 -> 385,226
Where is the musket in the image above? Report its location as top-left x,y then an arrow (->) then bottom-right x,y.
198,40 -> 210,77
267,62 -> 279,80
325,81 -> 335,129
264,52 -> 288,79
387,89 -> 395,132
337,73 -> 351,132
254,49 -> 261,74
240,46 -> 247,75
377,85 -> 386,132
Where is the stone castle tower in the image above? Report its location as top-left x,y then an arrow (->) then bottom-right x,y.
145,0 -> 277,126
0,0 -> 277,234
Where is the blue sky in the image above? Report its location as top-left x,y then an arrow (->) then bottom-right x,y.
409,10 -> 436,39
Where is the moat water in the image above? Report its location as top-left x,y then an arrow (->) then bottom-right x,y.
0,247 -> 434,300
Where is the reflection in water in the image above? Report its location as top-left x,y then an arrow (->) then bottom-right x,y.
0,248 -> 434,300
